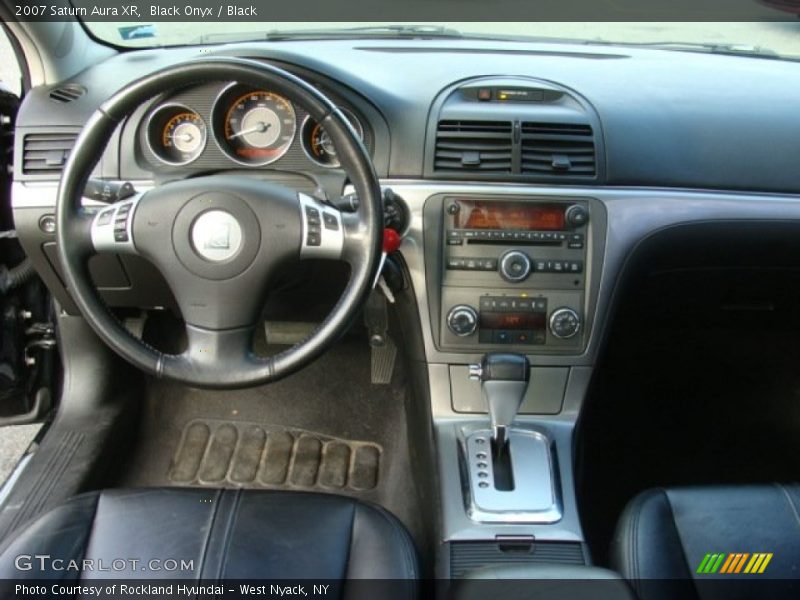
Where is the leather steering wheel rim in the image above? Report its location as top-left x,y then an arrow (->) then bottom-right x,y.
55,58 -> 382,388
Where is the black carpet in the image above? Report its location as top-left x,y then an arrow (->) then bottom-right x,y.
116,335 -> 426,549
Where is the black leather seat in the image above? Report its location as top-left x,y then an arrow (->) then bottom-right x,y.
611,485 -> 800,600
0,488 -> 418,582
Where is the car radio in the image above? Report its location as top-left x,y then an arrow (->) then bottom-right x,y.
439,196 -> 591,352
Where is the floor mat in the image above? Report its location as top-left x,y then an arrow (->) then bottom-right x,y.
169,419 -> 381,491
115,336 -> 427,550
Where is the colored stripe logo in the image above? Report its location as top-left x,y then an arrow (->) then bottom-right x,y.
696,553 -> 773,574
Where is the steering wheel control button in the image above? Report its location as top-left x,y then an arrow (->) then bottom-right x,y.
305,206 -> 320,223
499,250 -> 532,283
96,210 -> 113,226
323,212 -> 340,231
549,307 -> 582,339
304,206 -> 322,246
299,194 -> 344,260
91,197 -> 140,253
190,210 -> 243,262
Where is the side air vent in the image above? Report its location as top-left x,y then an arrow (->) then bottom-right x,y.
521,122 -> 596,176
49,84 -> 86,103
434,120 -> 513,173
22,133 -> 77,174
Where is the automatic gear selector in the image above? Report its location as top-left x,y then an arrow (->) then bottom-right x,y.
469,352 -> 529,450
463,352 -> 561,523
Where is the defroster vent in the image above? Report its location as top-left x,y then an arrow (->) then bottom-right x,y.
48,84 -> 86,103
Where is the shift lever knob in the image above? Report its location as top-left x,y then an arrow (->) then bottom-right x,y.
471,353 -> 530,448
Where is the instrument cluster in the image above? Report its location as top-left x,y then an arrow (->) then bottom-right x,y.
143,83 -> 366,170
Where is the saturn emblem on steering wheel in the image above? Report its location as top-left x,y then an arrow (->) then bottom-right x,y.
190,210 -> 244,262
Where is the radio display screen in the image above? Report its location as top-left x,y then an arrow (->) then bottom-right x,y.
454,200 -> 566,231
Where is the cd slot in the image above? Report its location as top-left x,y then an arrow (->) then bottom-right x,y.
466,239 -> 561,246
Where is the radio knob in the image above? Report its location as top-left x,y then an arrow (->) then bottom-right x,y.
447,305 -> 478,337
499,250 -> 532,283
549,307 -> 582,339
565,205 -> 589,228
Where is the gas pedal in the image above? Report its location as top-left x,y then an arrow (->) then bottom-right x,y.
370,335 -> 397,385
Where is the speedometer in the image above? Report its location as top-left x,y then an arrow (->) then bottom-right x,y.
213,84 -> 297,166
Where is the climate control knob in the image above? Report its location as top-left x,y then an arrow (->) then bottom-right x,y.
499,250 -> 532,283
549,307 -> 582,339
447,305 -> 479,337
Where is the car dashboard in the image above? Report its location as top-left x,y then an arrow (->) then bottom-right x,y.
12,39 -> 800,368
8,33 -> 800,563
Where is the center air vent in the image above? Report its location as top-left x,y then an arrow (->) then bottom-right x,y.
521,122 -> 596,176
434,120 -> 512,173
22,133 -> 77,175
49,84 -> 86,103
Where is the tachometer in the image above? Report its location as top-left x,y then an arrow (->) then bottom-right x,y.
301,108 -> 364,168
213,84 -> 297,166
146,104 -> 206,166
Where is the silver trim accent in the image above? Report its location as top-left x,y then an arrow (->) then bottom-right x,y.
549,307 -> 581,339
300,108 -> 364,169
298,193 -> 344,260
468,363 -> 482,381
463,427 -> 562,524
211,83 -> 297,167
0,452 -> 34,508
446,304 -> 478,337
499,249 -> 532,282
11,180 -> 154,209
144,103 -> 207,167
90,194 -> 142,254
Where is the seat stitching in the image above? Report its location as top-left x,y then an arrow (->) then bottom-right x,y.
631,494 -> 640,588
662,489 -> 701,600
777,482 -> 800,527
341,500 -> 356,595
216,489 -> 243,585
78,493 -> 102,584
196,488 -> 224,589
373,504 -> 418,583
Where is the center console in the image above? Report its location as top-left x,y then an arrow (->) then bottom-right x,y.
438,195 -> 594,353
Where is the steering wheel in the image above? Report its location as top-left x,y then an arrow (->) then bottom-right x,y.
55,58 -> 382,388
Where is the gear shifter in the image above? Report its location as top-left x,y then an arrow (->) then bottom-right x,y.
464,353 -> 560,520
470,352 -> 530,450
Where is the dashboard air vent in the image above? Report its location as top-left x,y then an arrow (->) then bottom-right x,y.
49,84 -> 86,103
22,133 -> 77,174
520,122 -> 595,176
434,120 -> 513,173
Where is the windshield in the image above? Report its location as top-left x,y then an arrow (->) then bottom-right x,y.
82,21 -> 800,60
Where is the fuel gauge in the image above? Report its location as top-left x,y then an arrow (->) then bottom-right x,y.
301,108 -> 363,168
146,104 -> 207,166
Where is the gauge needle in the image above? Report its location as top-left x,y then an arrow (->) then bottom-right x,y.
227,122 -> 270,140
167,133 -> 195,143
